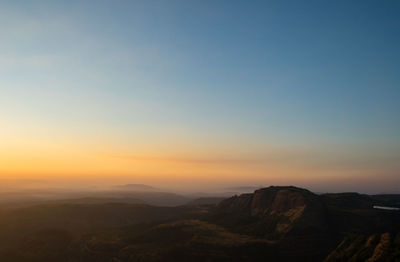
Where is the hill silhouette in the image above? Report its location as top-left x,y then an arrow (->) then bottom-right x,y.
0,186 -> 399,261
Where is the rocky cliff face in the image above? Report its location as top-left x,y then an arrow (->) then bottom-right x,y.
216,186 -> 327,237
324,232 -> 400,262
251,187 -> 307,216
218,187 -> 312,214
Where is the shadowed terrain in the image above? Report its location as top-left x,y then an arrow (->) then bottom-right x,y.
0,186 -> 399,261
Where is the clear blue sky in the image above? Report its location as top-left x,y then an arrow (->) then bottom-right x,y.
0,0 -> 399,192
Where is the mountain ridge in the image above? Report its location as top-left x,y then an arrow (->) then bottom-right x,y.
1,185 -> 400,261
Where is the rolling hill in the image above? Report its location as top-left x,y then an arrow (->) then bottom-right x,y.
0,186 -> 399,261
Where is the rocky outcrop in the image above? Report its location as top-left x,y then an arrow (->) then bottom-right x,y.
216,186 -> 327,237
251,187 -> 308,216
218,186 -> 315,215
324,232 -> 400,262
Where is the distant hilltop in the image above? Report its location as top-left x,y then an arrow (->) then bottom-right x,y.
115,184 -> 159,191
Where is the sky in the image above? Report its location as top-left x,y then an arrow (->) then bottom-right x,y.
0,0 -> 399,193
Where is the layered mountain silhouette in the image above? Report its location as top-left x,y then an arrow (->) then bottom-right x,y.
0,186 -> 399,261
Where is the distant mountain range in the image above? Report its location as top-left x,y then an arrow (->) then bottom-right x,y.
0,186 -> 399,261
115,184 -> 160,191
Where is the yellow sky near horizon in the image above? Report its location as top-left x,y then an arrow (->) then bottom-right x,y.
1,130 -> 399,192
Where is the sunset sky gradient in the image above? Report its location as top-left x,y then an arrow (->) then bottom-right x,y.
1,0 -> 399,192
